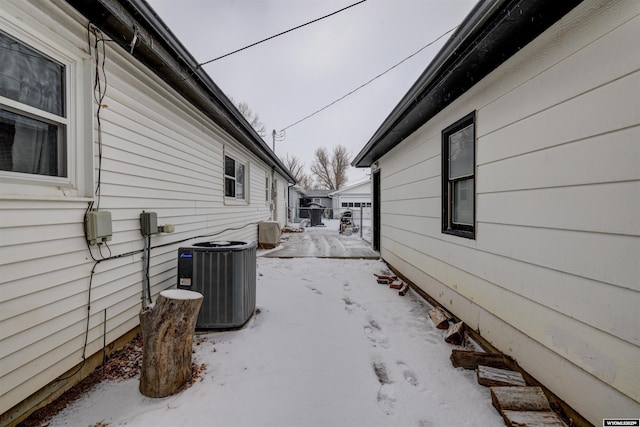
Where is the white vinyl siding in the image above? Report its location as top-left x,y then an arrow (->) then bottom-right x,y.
376,1 -> 640,424
0,0 -> 290,417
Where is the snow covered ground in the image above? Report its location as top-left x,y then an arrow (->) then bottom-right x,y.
45,221 -> 505,427
263,220 -> 377,259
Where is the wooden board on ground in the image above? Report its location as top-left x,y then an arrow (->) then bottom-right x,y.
501,410 -> 568,426
491,386 -> 551,412
477,365 -> 526,387
389,281 -> 403,289
450,350 -> 512,370
444,321 -> 465,344
428,307 -> 450,329
398,284 -> 410,296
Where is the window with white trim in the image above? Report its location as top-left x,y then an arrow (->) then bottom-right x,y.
0,30 -> 67,178
224,155 -> 246,200
442,112 -> 475,239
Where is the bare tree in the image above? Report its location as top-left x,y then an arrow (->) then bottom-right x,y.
283,154 -> 312,190
332,145 -> 350,190
310,145 -> 350,190
233,100 -> 267,139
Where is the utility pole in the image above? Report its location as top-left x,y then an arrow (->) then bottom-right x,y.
272,129 -> 285,154
272,129 -> 276,152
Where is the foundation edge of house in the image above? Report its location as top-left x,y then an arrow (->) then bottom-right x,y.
387,263 -> 594,427
1,327 -> 141,427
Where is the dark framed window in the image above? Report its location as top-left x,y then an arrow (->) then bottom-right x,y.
442,112 -> 475,239
0,30 -> 67,178
224,155 -> 245,199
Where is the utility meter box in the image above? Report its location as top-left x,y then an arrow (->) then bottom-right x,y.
140,212 -> 158,236
86,210 -> 112,245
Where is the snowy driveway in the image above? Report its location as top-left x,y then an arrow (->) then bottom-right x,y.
262,221 -> 379,259
46,224 -> 504,427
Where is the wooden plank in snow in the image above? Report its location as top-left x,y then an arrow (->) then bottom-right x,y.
428,307 -> 450,329
389,281 -> 403,290
501,410 -> 568,427
450,350 -> 512,370
491,386 -> 551,412
444,321 -> 465,345
477,365 -> 526,387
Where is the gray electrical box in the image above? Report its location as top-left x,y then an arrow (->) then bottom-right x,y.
140,212 -> 158,236
86,210 -> 112,245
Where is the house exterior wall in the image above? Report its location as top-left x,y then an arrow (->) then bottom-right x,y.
0,0 -> 289,419
273,177 -> 288,225
376,0 -> 640,423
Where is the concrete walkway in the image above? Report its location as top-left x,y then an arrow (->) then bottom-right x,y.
261,219 -> 379,259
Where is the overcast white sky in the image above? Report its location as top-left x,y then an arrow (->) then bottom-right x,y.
145,0 -> 479,185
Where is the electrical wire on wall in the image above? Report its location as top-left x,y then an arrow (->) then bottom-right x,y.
84,23 -> 112,263
63,215 -> 268,382
59,23 -> 112,383
141,234 -> 153,307
88,23 -> 108,212
67,21 -> 275,384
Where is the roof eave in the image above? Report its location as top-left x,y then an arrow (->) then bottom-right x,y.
352,0 -> 583,168
66,0 -> 297,184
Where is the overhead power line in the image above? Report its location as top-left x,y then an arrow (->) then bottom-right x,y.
198,0 -> 367,67
280,25 -> 458,132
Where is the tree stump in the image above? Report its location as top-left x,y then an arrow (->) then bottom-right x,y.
139,289 -> 203,397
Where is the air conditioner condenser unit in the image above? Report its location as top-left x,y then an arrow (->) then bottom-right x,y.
177,241 -> 257,329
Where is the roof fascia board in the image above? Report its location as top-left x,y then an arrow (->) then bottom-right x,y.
66,0 -> 296,183
352,0 -> 583,167
361,0 -> 505,149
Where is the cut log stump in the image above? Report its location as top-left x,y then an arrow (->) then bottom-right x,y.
450,350 -> 512,370
444,321 -> 465,344
428,307 -> 450,329
491,386 -> 551,412
139,289 -> 203,398
477,365 -> 526,387
501,410 -> 568,426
